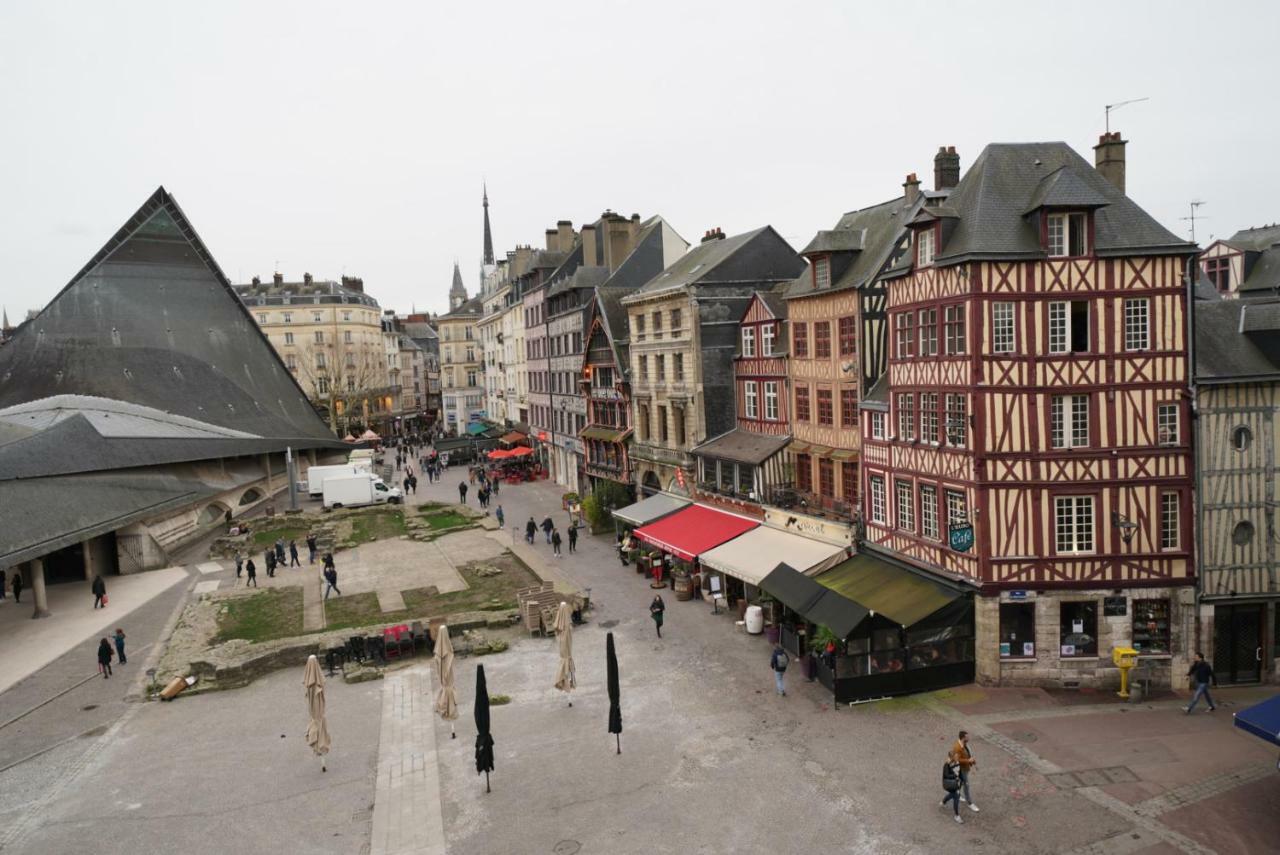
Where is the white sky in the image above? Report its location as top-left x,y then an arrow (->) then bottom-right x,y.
2,0 -> 1276,318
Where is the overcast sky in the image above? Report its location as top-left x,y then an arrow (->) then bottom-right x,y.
2,1 -> 1276,318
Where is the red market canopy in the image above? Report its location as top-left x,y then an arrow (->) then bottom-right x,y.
487,448 -> 513,460
507,446 -> 534,458
632,504 -> 759,563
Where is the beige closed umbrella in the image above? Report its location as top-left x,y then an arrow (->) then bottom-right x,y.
303,654 -> 331,772
553,601 -> 576,706
434,624 -> 459,739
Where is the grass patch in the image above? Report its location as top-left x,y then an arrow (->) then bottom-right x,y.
417,502 -> 449,513
422,510 -> 471,531
489,694 -> 512,706
249,525 -> 309,549
323,593 -> 389,633
213,588 -> 304,644
349,509 -> 407,543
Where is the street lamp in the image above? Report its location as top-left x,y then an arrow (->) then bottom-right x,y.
1111,511 -> 1138,545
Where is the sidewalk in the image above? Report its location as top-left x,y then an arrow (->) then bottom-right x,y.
0,567 -> 188,695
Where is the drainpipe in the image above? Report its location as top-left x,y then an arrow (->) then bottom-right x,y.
1187,255 -> 1204,659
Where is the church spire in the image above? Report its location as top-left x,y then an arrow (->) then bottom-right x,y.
449,261 -> 468,311
482,183 -> 495,267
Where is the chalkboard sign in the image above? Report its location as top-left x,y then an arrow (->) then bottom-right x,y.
1103,596 -> 1127,617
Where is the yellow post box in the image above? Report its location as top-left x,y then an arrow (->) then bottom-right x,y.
1112,646 -> 1139,698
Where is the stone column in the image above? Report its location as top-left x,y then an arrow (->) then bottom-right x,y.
29,558 -> 51,619
82,538 -> 96,582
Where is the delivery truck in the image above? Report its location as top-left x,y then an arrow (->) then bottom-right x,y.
322,473 -> 403,509
307,464 -> 362,497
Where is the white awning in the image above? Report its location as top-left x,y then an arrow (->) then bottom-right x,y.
612,492 -> 690,527
698,526 -> 847,587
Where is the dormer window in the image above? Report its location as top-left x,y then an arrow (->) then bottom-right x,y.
1047,212 -> 1088,257
741,326 -> 756,357
761,323 -> 775,356
917,229 -> 936,267
813,257 -> 831,289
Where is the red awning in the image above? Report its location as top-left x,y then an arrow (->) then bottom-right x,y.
487,448 -> 512,460
632,504 -> 759,563
507,446 -> 534,458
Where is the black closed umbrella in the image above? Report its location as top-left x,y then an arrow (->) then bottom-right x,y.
606,632 -> 622,755
474,664 -> 495,793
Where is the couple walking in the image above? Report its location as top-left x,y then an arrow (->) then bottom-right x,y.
941,730 -> 980,823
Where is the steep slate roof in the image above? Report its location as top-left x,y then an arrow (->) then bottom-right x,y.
936,142 -> 1194,262
441,294 -> 484,318
0,187 -> 338,443
1223,225 -> 1280,295
786,195 -> 917,299
691,428 -> 790,465
1195,300 -> 1280,381
627,226 -> 797,300
1223,224 -> 1280,252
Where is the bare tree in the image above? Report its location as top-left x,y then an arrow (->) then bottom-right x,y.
294,341 -> 396,434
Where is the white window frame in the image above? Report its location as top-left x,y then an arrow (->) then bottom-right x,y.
314,330 -> 324,344
761,324 -> 775,356
897,392 -> 915,441
896,480 -> 915,532
1158,403 -> 1179,446
741,326 -> 756,357
1047,212 -> 1088,258
1124,298 -> 1150,351
257,313 -> 268,324
920,392 -> 939,444
764,381 -> 779,421
284,332 -> 294,345
944,305 -> 966,355
744,382 -> 758,419
992,302 -> 1015,354
920,484 -> 939,539
919,308 -> 938,357
946,489 -> 967,526
1161,492 -> 1180,550
871,411 -> 885,440
814,257 -> 831,289
895,312 -> 913,358
918,229 -> 935,267
946,393 -> 967,447
1051,394 -> 1090,449
870,476 -> 886,524
1055,495 -> 1095,554
1048,300 -> 1089,354
313,312 -> 323,323
282,312 -> 292,324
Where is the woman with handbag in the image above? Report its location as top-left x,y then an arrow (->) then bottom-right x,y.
940,755 -> 964,823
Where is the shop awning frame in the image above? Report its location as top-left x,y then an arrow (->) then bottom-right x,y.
632,504 -> 758,563
699,526 -> 846,587
816,551 -> 966,628
760,563 -> 868,638
612,493 -> 690,527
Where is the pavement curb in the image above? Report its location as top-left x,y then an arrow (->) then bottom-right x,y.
124,569 -> 199,702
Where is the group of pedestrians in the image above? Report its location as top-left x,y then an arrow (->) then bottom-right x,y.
0,567 -> 22,602
96,628 -> 127,679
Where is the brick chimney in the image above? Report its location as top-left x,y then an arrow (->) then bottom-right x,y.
603,213 -> 638,272
903,173 -> 921,206
545,228 -> 559,252
933,146 -> 960,190
1094,131 -> 1127,194
701,227 -> 725,244
273,272 -> 284,285
341,275 -> 364,293
581,224 -> 597,266
557,220 -> 575,253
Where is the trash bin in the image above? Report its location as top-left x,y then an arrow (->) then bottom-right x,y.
745,605 -> 764,634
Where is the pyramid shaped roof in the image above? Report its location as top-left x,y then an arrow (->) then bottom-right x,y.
0,187 -> 338,443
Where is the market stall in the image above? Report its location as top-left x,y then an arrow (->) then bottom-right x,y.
631,504 -> 758,594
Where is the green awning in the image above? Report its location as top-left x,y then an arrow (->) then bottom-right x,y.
581,425 -> 629,443
816,552 -> 961,627
466,422 -> 487,435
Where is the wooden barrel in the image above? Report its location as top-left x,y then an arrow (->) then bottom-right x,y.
673,575 -> 693,601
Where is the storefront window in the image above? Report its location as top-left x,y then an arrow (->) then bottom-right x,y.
1000,603 -> 1035,658
1059,601 -> 1098,657
1131,599 -> 1171,655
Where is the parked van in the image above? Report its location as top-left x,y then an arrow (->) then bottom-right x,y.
307,464 -> 361,497
322,473 -> 403,509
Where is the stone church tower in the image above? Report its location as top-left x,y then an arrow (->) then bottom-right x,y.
448,262 -> 467,311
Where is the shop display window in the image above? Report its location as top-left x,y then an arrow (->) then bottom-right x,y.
1059,601 -> 1098,657
999,603 -> 1035,658
1131,599 -> 1171,655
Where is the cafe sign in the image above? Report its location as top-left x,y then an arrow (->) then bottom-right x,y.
948,522 -> 975,553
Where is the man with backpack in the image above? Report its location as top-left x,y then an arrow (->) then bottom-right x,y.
948,730 -> 978,813
770,644 -> 789,696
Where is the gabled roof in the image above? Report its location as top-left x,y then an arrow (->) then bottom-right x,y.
0,187 -> 337,443
440,295 -> 484,318
756,289 -> 787,319
786,195 -> 918,300
1195,300 -> 1280,381
935,142 -> 1193,262
1222,224 -> 1280,253
626,226 -> 802,301
801,230 -> 865,255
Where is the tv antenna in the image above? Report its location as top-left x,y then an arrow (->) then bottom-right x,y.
1181,200 -> 1208,243
1104,97 -> 1149,133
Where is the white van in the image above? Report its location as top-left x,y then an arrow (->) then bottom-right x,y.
307,464 -> 361,497
323,473 -> 403,509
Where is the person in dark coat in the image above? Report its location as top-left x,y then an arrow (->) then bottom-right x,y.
0,568 -> 6,600
541,516 -> 554,544
234,552 -> 243,578
274,538 -> 286,565
649,595 -> 665,638
567,524 -> 578,554
551,528 -> 562,557
306,534 -> 318,564
323,566 -> 341,600
289,540 -> 300,567
495,505 -> 505,528
92,574 -> 107,609
459,482 -> 468,503
12,571 -> 24,602
97,638 -> 113,679
245,558 -> 258,587
114,628 -> 127,664
525,517 -> 537,545
265,549 -> 277,578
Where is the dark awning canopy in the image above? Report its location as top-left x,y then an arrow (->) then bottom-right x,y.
817,552 -> 963,627
760,562 -> 868,638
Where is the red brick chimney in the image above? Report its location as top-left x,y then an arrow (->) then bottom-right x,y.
903,173 -> 921,206
701,227 -> 725,243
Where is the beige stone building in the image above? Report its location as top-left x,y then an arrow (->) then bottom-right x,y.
234,273 -> 398,433
438,263 -> 485,433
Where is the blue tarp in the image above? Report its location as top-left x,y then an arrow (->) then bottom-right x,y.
1233,693 -> 1280,747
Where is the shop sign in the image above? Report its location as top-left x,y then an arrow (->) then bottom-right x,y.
762,507 -> 853,546
538,431 -> 548,442
1103,596 -> 1127,617
675,468 -> 686,488
948,522 -> 975,552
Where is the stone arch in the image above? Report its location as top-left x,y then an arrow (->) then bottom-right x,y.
641,470 -> 661,497
238,487 -> 264,507
199,502 -> 231,525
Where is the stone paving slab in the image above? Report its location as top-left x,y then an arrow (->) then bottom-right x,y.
376,589 -> 407,613
192,580 -> 221,595
195,561 -> 225,575
370,665 -> 446,855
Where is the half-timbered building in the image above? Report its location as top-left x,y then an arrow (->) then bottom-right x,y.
861,135 -> 1199,689
580,288 -> 635,498
1194,298 -> 1280,684
692,288 -> 790,517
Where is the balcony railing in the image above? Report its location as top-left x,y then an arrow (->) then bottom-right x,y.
697,481 -> 759,503
765,485 -> 853,520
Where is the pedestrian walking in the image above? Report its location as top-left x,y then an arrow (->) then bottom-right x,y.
495,505 -> 504,528
770,643 -> 789,696
541,515 -> 554,544
322,552 -> 335,573
491,478 -> 499,496
551,528 -> 562,557
459,481 -> 468,504
525,517 -> 537,545
649,594 -> 665,638
265,550 -> 277,578
469,468 -> 476,485
289,540 -> 301,567
324,566 -> 342,599
114,628 -> 127,664
567,524 -> 578,554
1185,651 -> 1218,713
617,533 -> 630,566
940,755 -> 965,823
274,538 -> 286,565
92,574 -> 107,609
306,534 -> 318,564
245,558 -> 258,587
948,730 -> 979,812
235,551 -> 243,578
404,476 -> 412,495
409,474 -> 418,494
0,567 -> 7,600
97,638 -> 113,679
12,571 -> 23,603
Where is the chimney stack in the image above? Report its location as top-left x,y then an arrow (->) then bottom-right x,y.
272,272 -> 284,286
933,146 -> 960,191
903,173 -> 921,206
557,220 -> 575,253
545,228 -> 559,252
581,224 -> 598,267
1094,131 -> 1127,194
701,227 -> 725,244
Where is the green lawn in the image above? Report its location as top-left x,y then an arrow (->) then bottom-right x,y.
249,524 -> 309,549
212,588 -> 305,644
422,510 -> 471,531
349,509 -> 408,543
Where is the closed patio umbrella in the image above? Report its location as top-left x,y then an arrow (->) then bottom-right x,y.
434,624 -> 459,739
303,654 -> 331,772
474,664 -> 495,793
606,632 -> 622,755
553,602 -> 576,707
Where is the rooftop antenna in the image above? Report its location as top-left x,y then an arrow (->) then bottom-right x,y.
1181,200 -> 1208,243
1104,97 -> 1149,133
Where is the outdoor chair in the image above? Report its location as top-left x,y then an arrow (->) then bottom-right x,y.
366,635 -> 387,664
347,636 -> 367,662
397,633 -> 414,659
411,621 -> 430,654
382,630 -> 401,661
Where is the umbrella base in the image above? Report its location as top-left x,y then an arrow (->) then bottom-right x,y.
649,581 -> 666,589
